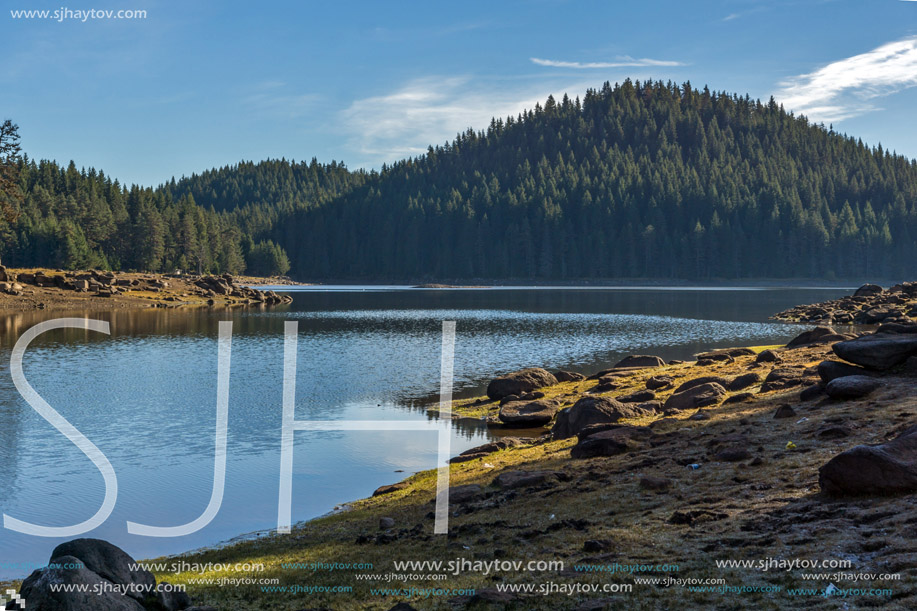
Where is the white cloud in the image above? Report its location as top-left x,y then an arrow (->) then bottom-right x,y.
775,36 -> 917,123
722,13 -> 740,21
339,76 -> 588,166
530,56 -> 684,69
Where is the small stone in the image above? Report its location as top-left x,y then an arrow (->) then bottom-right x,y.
773,404 -> 797,419
379,517 -> 395,529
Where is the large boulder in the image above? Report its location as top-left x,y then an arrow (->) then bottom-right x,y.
612,355 -> 665,369
498,399 -> 559,427
617,389 -> 656,403
825,375 -> 882,399
759,368 -> 810,392
833,332 -> 917,370
552,396 -> 649,439
570,426 -> 654,459
725,372 -> 761,391
672,376 -> 729,394
817,360 -> 872,383
646,375 -> 674,390
486,368 -> 558,400
820,425 -> 917,495
785,326 -> 836,348
854,283 -> 884,297
553,370 -> 586,383
662,382 -> 727,413
451,438 -> 525,463
696,348 -> 755,361
18,539 -> 191,611
19,555 -> 145,611
49,539 -> 156,599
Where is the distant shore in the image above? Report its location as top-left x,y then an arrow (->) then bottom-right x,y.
0,266 -> 295,311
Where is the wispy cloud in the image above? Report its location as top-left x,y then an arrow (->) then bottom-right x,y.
531,56 -> 684,69
775,36 -> 917,123
722,13 -> 740,21
242,82 -> 320,119
339,76 -> 590,166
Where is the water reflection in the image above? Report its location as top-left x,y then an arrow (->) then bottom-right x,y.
0,287 -> 846,578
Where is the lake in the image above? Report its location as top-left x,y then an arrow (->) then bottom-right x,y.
0,285 -> 848,578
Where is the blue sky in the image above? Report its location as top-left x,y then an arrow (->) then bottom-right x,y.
3,0 -> 917,186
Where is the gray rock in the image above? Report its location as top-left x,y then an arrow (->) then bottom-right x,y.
800,384 -> 825,401
854,283 -> 884,297
554,370 -> 586,382
498,399 -> 559,427
49,539 -> 155,602
725,372 -> 761,391
825,375 -> 882,399
818,360 -> 872,383
755,349 -> 780,363
820,425 -> 917,495
662,382 -> 727,413
773,404 -> 797,419
646,375 -> 674,390
696,347 -> 755,360
486,368 -> 558,400
612,354 -> 665,369
570,426 -> 654,459
372,482 -> 409,496
759,368 -> 810,392
617,389 -> 656,403
379,517 -> 396,529
786,326 -> 836,348
833,333 -> 917,370
673,376 -> 729,394
19,554 -> 145,611
552,396 -> 651,439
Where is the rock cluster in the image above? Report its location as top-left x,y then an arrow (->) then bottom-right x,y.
14,269 -> 130,297
774,282 -> 917,324
193,274 -> 291,304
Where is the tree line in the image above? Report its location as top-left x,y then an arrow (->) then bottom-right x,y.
3,79 -> 917,280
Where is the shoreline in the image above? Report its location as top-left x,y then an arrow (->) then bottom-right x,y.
132,316 -> 917,609
8,286 -> 917,609
0,266 -> 294,311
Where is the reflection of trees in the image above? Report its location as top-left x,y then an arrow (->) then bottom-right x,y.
0,374 -> 22,504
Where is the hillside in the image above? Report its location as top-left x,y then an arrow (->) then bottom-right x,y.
272,80 -> 917,281
3,80 -> 917,281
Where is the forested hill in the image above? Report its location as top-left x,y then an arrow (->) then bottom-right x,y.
3,79 -> 917,281
0,158 -> 364,275
272,80 -> 917,281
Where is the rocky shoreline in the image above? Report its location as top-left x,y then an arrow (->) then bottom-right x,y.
773,281 -> 917,324
9,300 -> 917,609
0,266 -> 293,311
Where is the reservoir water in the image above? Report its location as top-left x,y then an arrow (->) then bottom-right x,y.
0,285 -> 849,578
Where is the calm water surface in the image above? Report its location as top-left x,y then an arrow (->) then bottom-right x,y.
0,286 -> 848,577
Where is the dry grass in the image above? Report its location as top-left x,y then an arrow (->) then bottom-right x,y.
151,341 -> 917,609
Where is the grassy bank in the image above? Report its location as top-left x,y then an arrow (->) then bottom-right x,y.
148,339 -> 916,610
